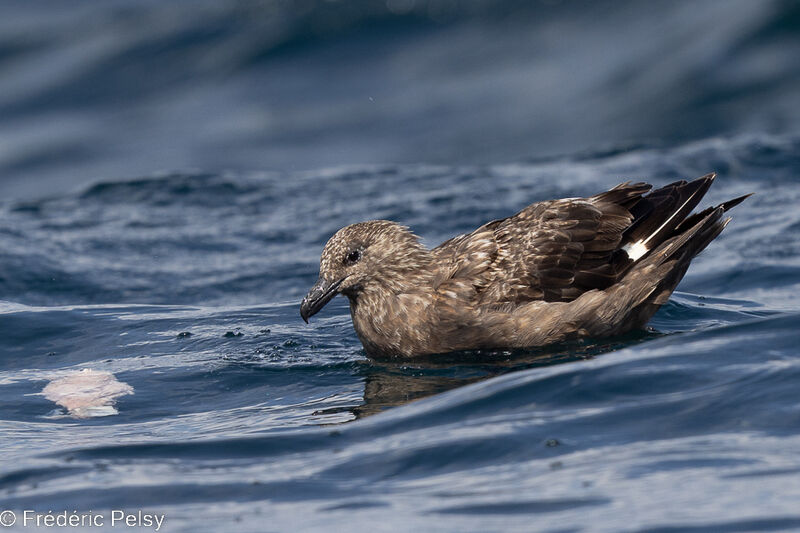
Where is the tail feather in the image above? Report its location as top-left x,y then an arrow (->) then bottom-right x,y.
605,179 -> 749,333
618,206 -> 732,331
569,176 -> 749,338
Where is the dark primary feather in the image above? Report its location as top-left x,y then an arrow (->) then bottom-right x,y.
432,174 -> 724,307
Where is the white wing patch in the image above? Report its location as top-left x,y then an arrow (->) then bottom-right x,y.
622,240 -> 649,261
623,192 -> 700,262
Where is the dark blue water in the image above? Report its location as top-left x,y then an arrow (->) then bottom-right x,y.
2,1 -> 800,532
2,134 -> 799,532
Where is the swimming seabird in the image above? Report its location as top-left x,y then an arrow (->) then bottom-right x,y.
301,174 -> 749,359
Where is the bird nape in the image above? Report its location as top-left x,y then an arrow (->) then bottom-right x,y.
300,174 -> 751,359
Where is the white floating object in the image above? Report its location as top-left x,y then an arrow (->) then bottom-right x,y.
43,369 -> 134,418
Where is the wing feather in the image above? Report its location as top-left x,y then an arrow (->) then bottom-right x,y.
432,183 -> 652,306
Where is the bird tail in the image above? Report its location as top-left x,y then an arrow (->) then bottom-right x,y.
615,193 -> 748,330
585,185 -> 750,336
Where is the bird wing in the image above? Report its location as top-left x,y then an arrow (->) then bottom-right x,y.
432,182 -> 652,307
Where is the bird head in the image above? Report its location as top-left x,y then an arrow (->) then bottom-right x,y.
300,220 -> 429,322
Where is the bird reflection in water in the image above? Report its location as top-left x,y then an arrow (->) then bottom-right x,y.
317,330 -> 659,420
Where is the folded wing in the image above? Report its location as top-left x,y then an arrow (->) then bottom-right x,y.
433,174 -> 744,308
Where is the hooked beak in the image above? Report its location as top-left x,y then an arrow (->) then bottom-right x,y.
300,276 -> 346,323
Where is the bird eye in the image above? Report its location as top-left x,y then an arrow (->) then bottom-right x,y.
344,249 -> 362,265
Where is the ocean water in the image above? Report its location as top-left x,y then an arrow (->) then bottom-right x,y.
2,1 -> 800,532
2,134 -> 800,532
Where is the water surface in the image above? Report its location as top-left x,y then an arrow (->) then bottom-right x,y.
2,133 -> 800,531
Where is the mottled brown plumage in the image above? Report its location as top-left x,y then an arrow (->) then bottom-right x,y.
300,174 -> 750,359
